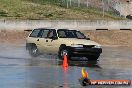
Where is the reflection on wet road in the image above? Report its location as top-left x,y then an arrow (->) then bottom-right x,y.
0,44 -> 132,88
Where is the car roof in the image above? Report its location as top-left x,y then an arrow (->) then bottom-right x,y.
33,28 -> 79,31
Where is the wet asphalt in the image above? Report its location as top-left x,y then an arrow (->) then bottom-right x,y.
0,44 -> 132,88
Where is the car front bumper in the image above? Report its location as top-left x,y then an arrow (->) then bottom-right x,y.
68,47 -> 102,56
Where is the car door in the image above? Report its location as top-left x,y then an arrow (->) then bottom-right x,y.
45,29 -> 59,54
37,29 -> 58,54
37,29 -> 50,53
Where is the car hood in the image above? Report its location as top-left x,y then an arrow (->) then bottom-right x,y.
63,38 -> 101,46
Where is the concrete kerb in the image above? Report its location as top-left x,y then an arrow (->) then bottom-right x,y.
0,20 -> 132,30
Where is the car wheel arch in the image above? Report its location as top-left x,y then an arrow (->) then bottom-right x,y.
59,44 -> 66,48
26,43 -> 37,50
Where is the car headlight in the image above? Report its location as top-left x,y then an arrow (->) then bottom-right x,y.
94,45 -> 101,48
71,44 -> 83,47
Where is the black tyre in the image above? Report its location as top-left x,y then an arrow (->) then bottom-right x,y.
29,45 -> 39,57
58,46 -> 71,60
86,55 -> 100,61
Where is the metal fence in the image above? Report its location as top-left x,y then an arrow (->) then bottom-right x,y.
59,0 -> 131,17
60,0 -> 105,9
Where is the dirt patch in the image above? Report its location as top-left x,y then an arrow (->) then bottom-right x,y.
82,30 -> 132,45
0,30 -> 132,45
0,30 -> 29,44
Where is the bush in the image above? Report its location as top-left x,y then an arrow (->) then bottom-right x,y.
0,10 -> 8,17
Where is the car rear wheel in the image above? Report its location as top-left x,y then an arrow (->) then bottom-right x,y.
29,45 -> 39,57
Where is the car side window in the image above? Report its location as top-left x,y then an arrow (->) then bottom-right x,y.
47,30 -> 54,38
29,29 -> 41,37
58,30 -> 66,38
41,30 -> 49,38
76,31 -> 85,39
41,29 -> 57,38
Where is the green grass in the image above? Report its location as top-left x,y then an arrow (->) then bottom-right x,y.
0,0 -> 125,20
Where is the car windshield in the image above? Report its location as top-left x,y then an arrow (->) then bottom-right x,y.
57,29 -> 87,39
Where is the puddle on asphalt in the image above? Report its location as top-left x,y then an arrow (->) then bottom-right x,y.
0,44 -> 132,88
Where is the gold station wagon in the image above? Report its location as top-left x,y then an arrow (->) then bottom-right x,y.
26,28 -> 102,60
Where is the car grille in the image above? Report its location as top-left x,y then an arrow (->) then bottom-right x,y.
83,45 -> 95,48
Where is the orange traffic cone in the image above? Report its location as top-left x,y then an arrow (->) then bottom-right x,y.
62,54 -> 68,67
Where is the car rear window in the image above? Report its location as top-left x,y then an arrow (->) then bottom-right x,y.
29,29 -> 41,37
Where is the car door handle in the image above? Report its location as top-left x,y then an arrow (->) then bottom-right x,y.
46,40 -> 48,42
37,39 -> 39,41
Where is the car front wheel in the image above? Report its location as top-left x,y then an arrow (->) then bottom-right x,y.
59,47 -> 71,60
